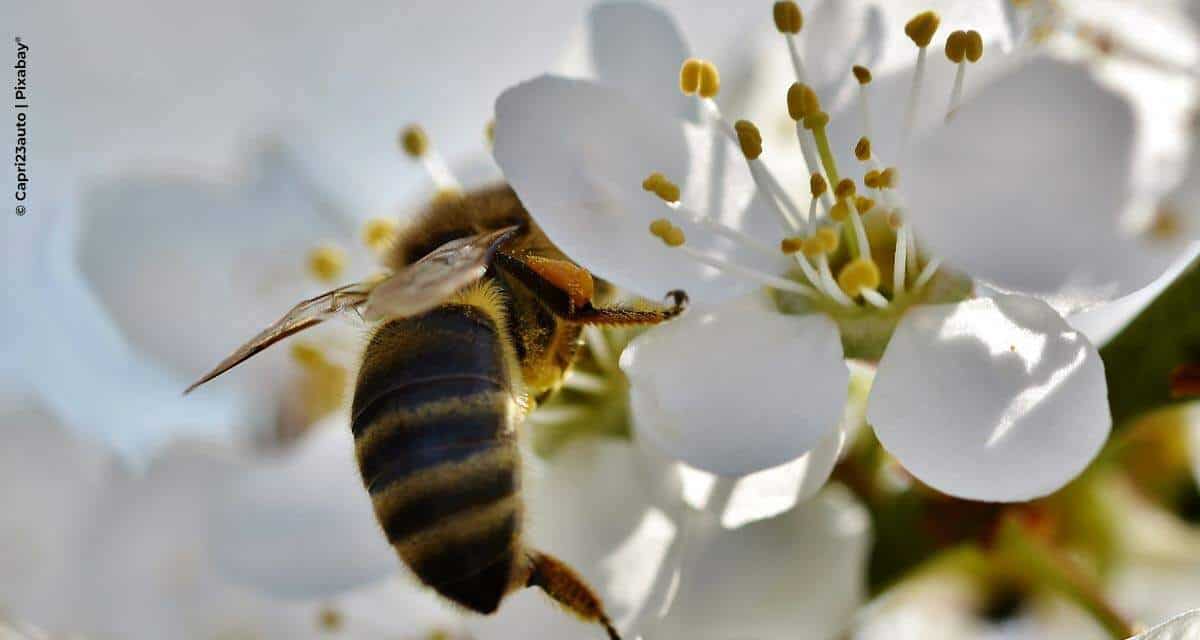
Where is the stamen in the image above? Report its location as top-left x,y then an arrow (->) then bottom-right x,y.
733,119 -> 804,231
913,257 -> 942,289
893,223 -> 909,295
399,124 -> 461,193
307,244 -> 346,283
779,236 -> 830,296
797,89 -> 840,186
652,221 -> 818,297
642,172 -> 681,203
945,30 -> 983,121
861,288 -> 889,308
807,173 -> 827,231
775,2 -> 810,85
854,66 -> 875,145
788,84 -> 832,206
698,61 -> 721,98
679,58 -> 703,95
485,120 -> 495,146
901,11 -> 941,155
836,179 -> 871,259
837,257 -> 882,299
816,254 -> 855,306
855,137 -> 872,163
362,217 -> 399,252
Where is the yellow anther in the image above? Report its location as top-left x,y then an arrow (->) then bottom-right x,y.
945,30 -> 968,63
318,607 -> 344,632
855,137 -> 872,162
786,83 -> 808,121
362,217 -> 399,252
798,83 -> 822,116
698,61 -> 721,98
887,211 -> 905,230
830,200 -> 849,222
835,178 -> 857,200
649,218 -> 673,238
734,120 -> 763,160
642,172 -> 681,202
816,226 -> 839,253
399,125 -> 428,158
780,236 -> 806,255
662,225 -> 686,247
773,1 -> 803,34
290,342 -> 327,370
803,111 -> 830,130
801,236 -> 827,258
680,58 -> 703,95
485,120 -> 495,144
965,30 -> 984,62
880,167 -> 898,189
864,170 -> 881,189
838,257 -> 882,298
855,196 -> 875,213
852,65 -> 873,85
307,244 -> 346,283
905,11 -> 941,48
810,173 -> 828,198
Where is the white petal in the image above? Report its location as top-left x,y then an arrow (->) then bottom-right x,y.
0,393 -> 113,632
621,294 -> 849,476
904,58 -> 1172,310
211,419 -> 398,599
867,294 -> 1110,502
494,76 -> 788,304
588,1 -> 697,121
1132,610 -> 1200,640
652,485 -> 870,640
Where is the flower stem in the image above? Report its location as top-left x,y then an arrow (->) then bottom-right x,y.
998,516 -> 1135,639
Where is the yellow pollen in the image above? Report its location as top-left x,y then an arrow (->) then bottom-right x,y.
362,217 -> 399,252
816,226 -> 839,253
838,257 -> 882,298
852,65 -> 873,85
786,83 -> 808,121
290,342 -> 327,370
399,125 -> 428,158
801,237 -> 826,258
803,111 -> 830,130
810,173 -> 828,197
485,120 -> 495,145
734,120 -> 763,160
318,607 -> 344,632
880,167 -> 898,189
307,244 -> 346,283
798,83 -> 822,116
773,1 -> 803,34
830,200 -> 849,222
679,58 -> 703,95
905,11 -> 941,48
864,170 -> 881,189
965,30 -> 984,62
855,196 -> 875,214
780,236 -> 805,254
855,137 -> 872,162
887,211 -> 904,230
649,218 -> 673,238
945,30 -> 968,63
662,225 -> 686,247
698,61 -> 721,98
835,178 -> 857,200
642,172 -> 681,203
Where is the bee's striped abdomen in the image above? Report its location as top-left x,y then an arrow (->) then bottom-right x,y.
351,301 -> 524,614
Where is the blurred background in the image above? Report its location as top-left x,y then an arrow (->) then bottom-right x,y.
5,1 -> 1200,639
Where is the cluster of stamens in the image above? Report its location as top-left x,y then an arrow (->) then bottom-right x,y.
645,2 -> 984,312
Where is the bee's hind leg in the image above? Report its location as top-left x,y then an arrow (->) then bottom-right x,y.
518,550 -> 622,640
564,289 -> 688,327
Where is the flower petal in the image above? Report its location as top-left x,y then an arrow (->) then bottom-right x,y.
621,294 -> 849,476
211,419 -> 398,599
652,485 -> 870,640
494,75 -> 788,304
868,294 -> 1110,502
588,1 -> 697,121
903,58 -> 1171,310
1133,610 -> 1200,640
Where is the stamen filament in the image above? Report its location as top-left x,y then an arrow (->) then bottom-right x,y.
679,245 -> 818,297
946,60 -> 966,121
794,125 -> 834,209
843,197 -> 871,260
816,255 -> 855,306
861,289 -> 889,308
672,202 -> 783,260
913,257 -> 942,289
901,46 -> 928,156
893,224 -> 909,295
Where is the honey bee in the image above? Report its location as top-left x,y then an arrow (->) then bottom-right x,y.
187,185 -> 687,639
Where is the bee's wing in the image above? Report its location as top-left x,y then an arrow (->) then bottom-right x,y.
362,225 -> 520,321
184,281 -> 373,394
185,225 -> 520,395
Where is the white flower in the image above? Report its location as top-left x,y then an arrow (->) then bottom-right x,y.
1133,609 -> 1200,639
493,0 -> 1198,501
